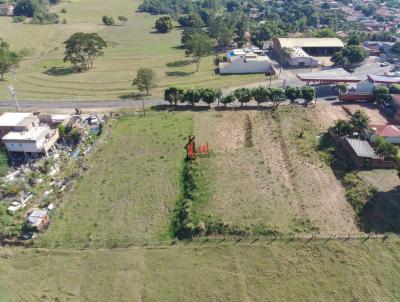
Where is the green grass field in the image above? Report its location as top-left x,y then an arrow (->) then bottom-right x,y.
192,108 -> 357,236
0,0 -> 266,101
1,239 -> 400,301
38,112 -> 192,247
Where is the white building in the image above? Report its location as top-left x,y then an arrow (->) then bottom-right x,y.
286,47 -> 319,68
0,112 -> 38,138
219,48 -> 272,74
2,126 -> 59,155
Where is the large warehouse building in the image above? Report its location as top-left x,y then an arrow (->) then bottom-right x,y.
272,38 -> 344,67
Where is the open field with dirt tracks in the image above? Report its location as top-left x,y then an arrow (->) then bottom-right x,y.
0,0 -> 266,101
1,239 -> 400,302
38,108 -> 359,250
2,106 -> 400,301
193,107 -> 358,235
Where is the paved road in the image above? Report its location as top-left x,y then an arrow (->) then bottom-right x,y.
0,61 -> 391,111
0,99 -> 168,110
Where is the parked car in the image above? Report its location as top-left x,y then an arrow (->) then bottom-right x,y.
380,62 -> 389,67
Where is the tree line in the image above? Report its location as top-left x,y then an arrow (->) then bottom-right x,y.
163,85 -> 316,108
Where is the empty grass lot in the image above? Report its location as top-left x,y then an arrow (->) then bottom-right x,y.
0,0 -> 266,101
38,112 -> 192,247
0,239 -> 400,301
192,108 -> 358,236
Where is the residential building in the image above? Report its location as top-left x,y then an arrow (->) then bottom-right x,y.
0,112 -> 38,138
342,137 -> 396,168
2,126 -> 59,155
219,48 -> 272,74
371,125 -> 400,144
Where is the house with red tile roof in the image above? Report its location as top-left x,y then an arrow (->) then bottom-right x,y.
371,124 -> 400,144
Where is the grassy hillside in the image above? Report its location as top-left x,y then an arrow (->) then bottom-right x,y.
0,0 -> 265,101
0,239 -> 399,301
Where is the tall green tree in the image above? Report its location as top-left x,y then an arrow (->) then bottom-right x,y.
350,109 -> 370,138
164,87 -> 184,106
63,32 -> 107,70
200,88 -> 217,107
0,40 -> 21,81
251,87 -> 269,107
234,88 -> 252,107
285,86 -> 302,103
14,0 -> 46,17
185,32 -> 213,72
184,88 -> 202,106
269,87 -> 285,110
209,15 -> 235,48
221,93 -> 235,107
155,16 -> 174,33
301,86 -> 316,105
132,68 -> 157,95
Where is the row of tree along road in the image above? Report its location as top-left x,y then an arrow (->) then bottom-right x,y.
162,85 -> 316,108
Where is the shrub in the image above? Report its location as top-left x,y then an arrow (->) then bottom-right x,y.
342,173 -> 374,215
102,15 -> 115,26
389,84 -> 400,94
12,15 -> 26,23
332,119 -> 352,136
60,8 -> 66,13
155,16 -> 174,33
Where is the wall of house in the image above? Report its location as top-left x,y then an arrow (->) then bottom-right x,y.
288,56 -> 318,67
219,60 -> 271,74
4,141 -> 43,153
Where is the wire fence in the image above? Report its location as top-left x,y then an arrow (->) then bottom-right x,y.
2,233 -> 397,250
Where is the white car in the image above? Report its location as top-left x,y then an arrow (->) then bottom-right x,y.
380,62 -> 389,67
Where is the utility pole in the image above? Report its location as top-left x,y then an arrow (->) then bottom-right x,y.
7,85 -> 20,112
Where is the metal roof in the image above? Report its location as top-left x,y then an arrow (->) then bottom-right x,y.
297,68 -> 361,82
275,38 -> 344,49
345,138 -> 378,159
368,74 -> 400,84
2,126 -> 50,142
0,112 -> 32,127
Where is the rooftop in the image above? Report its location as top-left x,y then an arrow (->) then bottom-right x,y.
368,74 -> 400,84
373,125 -> 400,137
2,126 -> 50,141
345,138 -> 378,159
297,68 -> 361,82
275,38 -> 344,49
0,112 -> 33,128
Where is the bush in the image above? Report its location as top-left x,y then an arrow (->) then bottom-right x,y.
32,12 -> 59,24
12,15 -> 26,23
342,173 -> 374,215
389,84 -> 400,94
155,16 -> 174,33
102,15 -> 114,26
60,8 -> 66,13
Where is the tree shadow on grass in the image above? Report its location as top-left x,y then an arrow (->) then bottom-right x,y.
165,71 -> 194,77
360,186 -> 400,234
152,104 -> 211,112
166,60 -> 192,68
118,92 -> 147,100
43,66 -> 80,76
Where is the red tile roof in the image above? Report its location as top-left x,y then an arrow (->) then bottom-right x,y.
373,124 -> 400,137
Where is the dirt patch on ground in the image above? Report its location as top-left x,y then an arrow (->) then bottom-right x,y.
316,102 -> 391,128
193,108 -> 359,235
